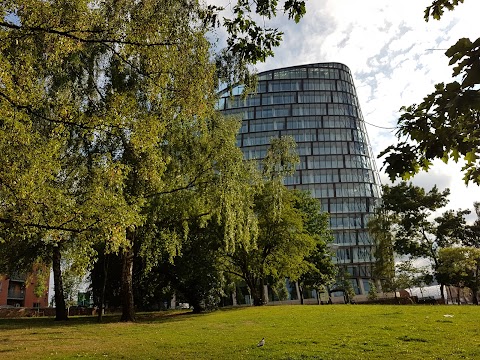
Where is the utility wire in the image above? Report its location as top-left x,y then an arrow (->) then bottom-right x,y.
363,120 -> 397,130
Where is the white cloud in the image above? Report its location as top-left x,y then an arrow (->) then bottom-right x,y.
208,0 -> 480,213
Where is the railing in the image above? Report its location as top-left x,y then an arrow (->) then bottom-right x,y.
7,290 -> 25,299
9,272 -> 26,282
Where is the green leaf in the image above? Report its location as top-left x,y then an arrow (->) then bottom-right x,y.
462,59 -> 480,88
465,151 -> 477,164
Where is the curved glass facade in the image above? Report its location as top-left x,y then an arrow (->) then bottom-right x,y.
218,63 -> 382,296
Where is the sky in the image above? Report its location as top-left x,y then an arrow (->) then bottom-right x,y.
209,0 -> 480,222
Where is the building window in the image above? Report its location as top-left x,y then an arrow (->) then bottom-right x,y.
257,105 -> 291,118
323,116 -> 356,129
292,104 -> 327,116
304,79 -> 336,91
318,129 -> 351,142
262,92 -> 296,105
308,67 -> 340,79
250,119 -> 285,132
298,91 -> 331,103
337,80 -> 355,94
286,116 -> 320,129
301,170 -> 339,184
290,129 -> 317,143
274,68 -> 307,79
268,80 -> 301,92
328,103 -> 357,117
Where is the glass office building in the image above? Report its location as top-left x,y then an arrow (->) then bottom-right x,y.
218,63 -> 382,296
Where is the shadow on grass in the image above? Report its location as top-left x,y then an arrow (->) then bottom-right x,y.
0,306 -> 252,330
397,335 -> 428,343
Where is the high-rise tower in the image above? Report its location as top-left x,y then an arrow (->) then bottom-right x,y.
218,63 -> 382,297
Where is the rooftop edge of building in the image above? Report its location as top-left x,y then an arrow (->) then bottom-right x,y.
218,62 -> 352,97
257,62 -> 351,75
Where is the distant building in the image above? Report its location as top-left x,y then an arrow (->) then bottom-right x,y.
218,63 -> 382,297
0,270 -> 49,308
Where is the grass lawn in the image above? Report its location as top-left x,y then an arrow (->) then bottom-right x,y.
0,305 -> 479,359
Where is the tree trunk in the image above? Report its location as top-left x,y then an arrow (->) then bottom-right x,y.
120,247 -> 135,322
191,298 -> 204,313
471,289 -> 478,305
439,283 -> 445,302
98,253 -> 108,323
52,245 -> 68,321
261,278 -> 268,305
299,284 -> 304,305
252,291 -> 263,306
246,277 -> 263,306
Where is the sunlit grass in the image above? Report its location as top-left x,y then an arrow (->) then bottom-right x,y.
0,305 -> 479,359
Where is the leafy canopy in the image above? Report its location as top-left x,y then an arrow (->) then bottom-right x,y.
368,182 -> 469,288
380,0 -> 480,184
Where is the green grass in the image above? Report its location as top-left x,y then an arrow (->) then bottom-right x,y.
0,305 -> 479,359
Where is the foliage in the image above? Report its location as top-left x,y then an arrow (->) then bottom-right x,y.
158,221 -> 227,313
338,270 -> 356,303
207,0 -> 307,92
464,201 -> 480,248
0,0 -> 241,321
368,182 -> 469,299
368,204 -> 396,292
61,258 -> 86,309
223,137 -> 333,305
225,185 -> 319,305
1,0 -> 214,320
380,1 -> 480,184
270,278 -> 290,301
367,281 -> 378,301
424,0 -> 465,21
0,0 -> 307,321
395,260 -> 433,295
89,252 -> 123,310
205,0 -> 305,64
437,247 -> 480,304
294,191 -> 336,295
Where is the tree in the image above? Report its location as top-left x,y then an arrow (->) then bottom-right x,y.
294,191 -> 336,305
394,260 -> 433,298
464,202 -> 480,248
89,250 -> 123,321
0,0 -> 308,322
368,205 -> 396,294
395,260 -> 422,293
380,1 -> 480,184
223,137 -> 332,305
206,0 -> 306,91
367,281 -> 378,301
438,247 -> 480,305
61,259 -> 85,316
1,0 -> 209,321
225,185 -> 317,305
368,182 -> 469,300
338,270 -> 356,304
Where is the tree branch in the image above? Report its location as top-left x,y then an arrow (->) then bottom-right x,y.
0,90 -> 112,131
0,21 -> 176,47
0,216 -> 98,233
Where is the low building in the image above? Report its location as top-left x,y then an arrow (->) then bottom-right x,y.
0,270 -> 49,308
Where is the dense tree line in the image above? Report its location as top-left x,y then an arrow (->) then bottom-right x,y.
369,182 -> 480,304
0,0 -> 336,321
